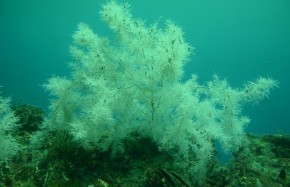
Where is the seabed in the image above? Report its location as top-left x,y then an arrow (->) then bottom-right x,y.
1,105 -> 289,187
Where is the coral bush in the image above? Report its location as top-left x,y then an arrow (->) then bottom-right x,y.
0,94 -> 20,161
36,1 -> 277,184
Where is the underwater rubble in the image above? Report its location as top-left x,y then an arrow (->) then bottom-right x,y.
0,105 -> 289,186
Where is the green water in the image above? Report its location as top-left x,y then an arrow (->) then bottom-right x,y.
0,0 -> 289,134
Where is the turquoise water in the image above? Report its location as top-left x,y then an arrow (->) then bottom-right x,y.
0,0 -> 289,134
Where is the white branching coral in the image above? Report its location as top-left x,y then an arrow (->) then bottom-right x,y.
37,1 -> 278,184
0,94 -> 20,161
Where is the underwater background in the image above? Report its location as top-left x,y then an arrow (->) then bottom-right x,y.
0,0 -> 289,135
